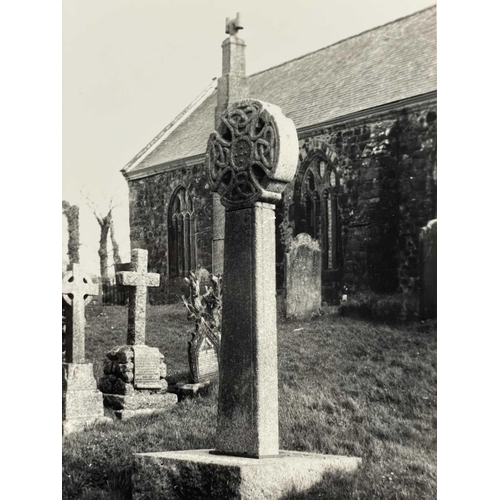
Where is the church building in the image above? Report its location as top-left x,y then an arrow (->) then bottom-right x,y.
121,6 -> 437,306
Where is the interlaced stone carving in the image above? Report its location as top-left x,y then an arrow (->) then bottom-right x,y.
207,99 -> 298,209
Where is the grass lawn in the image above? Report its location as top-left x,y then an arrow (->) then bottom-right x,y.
62,304 -> 437,499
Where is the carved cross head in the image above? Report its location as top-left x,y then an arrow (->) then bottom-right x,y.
62,263 -> 97,307
225,13 -> 243,36
206,99 -> 299,209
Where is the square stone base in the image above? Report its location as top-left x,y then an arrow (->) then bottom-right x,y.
103,392 -> 178,420
62,416 -> 112,436
62,363 -> 112,437
167,381 -> 213,402
132,449 -> 361,499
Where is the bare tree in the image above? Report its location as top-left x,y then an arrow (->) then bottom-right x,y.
110,217 -> 122,265
62,200 -> 80,265
83,189 -> 122,280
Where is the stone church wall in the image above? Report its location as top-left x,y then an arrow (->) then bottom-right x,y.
128,163 -> 213,303
276,98 -> 437,299
128,98 -> 436,304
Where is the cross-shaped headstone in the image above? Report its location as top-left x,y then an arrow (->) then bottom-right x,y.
62,264 -> 98,364
225,12 -> 243,36
116,249 -> 160,345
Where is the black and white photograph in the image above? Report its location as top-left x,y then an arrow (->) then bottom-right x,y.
58,1 -> 441,498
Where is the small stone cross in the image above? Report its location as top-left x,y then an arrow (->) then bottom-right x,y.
62,264 -> 98,364
116,249 -> 160,345
225,12 -> 243,36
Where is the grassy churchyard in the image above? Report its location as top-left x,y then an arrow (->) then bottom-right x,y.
62,304 -> 436,499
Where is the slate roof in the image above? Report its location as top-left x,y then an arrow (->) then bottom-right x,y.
126,6 -> 436,175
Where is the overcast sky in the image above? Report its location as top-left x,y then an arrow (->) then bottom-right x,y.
62,0 -> 436,274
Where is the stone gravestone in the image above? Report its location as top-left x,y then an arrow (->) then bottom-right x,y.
62,264 -> 111,436
285,233 -> 322,318
171,272 -> 221,401
420,219 -> 437,319
186,272 -> 221,384
99,249 -> 177,419
133,98 -> 361,498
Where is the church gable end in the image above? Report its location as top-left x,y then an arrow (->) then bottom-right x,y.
128,162 -> 213,303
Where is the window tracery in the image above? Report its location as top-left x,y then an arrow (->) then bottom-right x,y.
168,186 -> 196,277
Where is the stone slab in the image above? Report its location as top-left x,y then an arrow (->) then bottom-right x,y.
63,390 -> 106,420
132,449 -> 361,500
285,233 -> 322,318
168,381 -> 213,402
62,416 -> 112,437
190,336 -> 219,384
133,345 -> 162,390
103,392 -> 178,411
116,405 -> 176,421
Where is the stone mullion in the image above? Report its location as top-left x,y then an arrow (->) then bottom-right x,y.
178,214 -> 184,276
323,191 -> 330,270
185,213 -> 191,273
191,213 -> 197,271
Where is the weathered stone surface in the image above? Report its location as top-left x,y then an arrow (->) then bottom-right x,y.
190,336 -> 219,383
206,99 -> 299,458
63,390 -> 105,420
107,345 -> 135,363
128,101 -> 437,303
420,219 -> 437,319
132,449 -> 361,500
99,374 -> 136,395
99,269 -> 172,419
133,345 -> 163,390
285,233 -> 322,318
215,203 -> 280,458
62,416 -> 112,437
207,100 -> 299,210
62,264 -> 98,363
116,249 -> 160,345
169,381 -> 213,401
128,163 -> 213,303
103,392 -> 177,411
62,363 -> 98,392
101,345 -> 167,391
212,18 -> 250,275
62,363 -> 111,436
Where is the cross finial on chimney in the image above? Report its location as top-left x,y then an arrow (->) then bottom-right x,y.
225,12 -> 243,36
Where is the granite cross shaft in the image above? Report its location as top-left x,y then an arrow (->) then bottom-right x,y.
62,264 -> 98,364
116,249 -> 160,346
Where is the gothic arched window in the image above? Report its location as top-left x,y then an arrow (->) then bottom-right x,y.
168,187 -> 196,277
301,158 -> 340,271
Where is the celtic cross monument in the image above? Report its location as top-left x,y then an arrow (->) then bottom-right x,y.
132,20 -> 361,499
62,264 -> 111,436
207,99 -> 298,457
